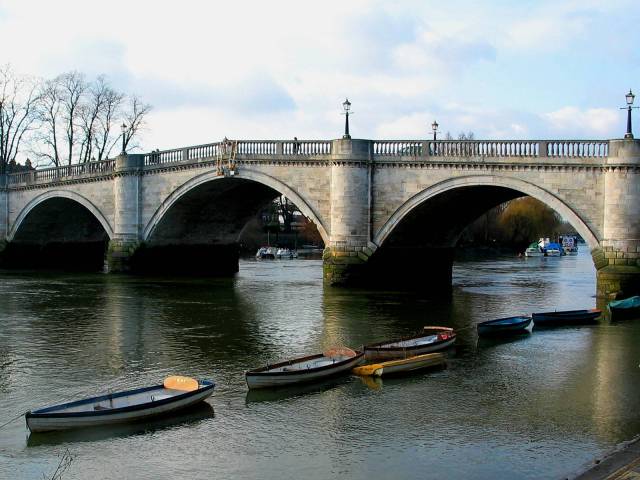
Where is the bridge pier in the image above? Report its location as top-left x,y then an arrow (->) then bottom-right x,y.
595,139 -> 640,298
323,139 -> 375,285
106,154 -> 143,273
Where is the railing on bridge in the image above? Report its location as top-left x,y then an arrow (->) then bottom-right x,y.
371,140 -> 609,158
4,139 -> 610,188
142,140 -> 333,166
6,159 -> 116,186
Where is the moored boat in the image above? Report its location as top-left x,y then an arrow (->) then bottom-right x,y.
524,242 -> 544,257
532,308 -> 601,326
608,296 -> 640,320
477,315 -> 532,336
25,376 -> 215,433
544,242 -> 563,256
352,352 -> 446,377
245,347 -> 364,389
255,246 -> 276,259
364,326 -> 456,361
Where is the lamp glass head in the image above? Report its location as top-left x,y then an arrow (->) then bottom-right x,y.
626,89 -> 635,106
342,98 -> 351,113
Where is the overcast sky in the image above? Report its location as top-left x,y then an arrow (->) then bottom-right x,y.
1,0 -> 639,151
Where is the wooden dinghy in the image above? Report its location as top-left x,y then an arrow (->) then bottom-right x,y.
363,326 -> 456,361
532,308 -> 601,326
352,352 -> 446,377
608,296 -> 640,320
25,376 -> 215,433
477,315 -> 532,336
245,347 -> 364,390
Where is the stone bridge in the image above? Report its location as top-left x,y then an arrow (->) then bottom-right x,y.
0,137 -> 638,297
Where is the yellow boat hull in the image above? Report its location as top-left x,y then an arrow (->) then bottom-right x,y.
352,353 -> 445,377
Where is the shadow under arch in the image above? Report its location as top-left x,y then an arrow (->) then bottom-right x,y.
8,190 -> 114,242
373,175 -> 599,250
4,190 -> 112,271
143,169 -> 329,245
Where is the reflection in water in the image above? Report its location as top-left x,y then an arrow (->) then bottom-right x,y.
26,402 -> 214,447
1,252 -> 640,479
245,377 -> 350,405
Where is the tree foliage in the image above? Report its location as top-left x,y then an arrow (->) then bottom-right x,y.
461,197 -> 564,248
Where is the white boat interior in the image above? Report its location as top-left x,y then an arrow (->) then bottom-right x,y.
266,354 -> 354,373
381,334 -> 439,349
36,386 -> 190,414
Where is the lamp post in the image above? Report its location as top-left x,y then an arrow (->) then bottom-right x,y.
431,120 -> 439,141
121,122 -> 128,154
622,89 -> 638,139
342,98 -> 351,139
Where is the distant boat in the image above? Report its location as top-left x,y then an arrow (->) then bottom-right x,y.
560,235 -> 579,255
352,352 -> 446,377
245,347 -> 364,389
363,326 -> 456,361
608,296 -> 640,320
532,309 -> 601,326
25,376 -> 215,433
477,315 -> 532,336
524,242 -> 544,257
255,246 -> 275,259
276,248 -> 297,259
544,242 -> 563,256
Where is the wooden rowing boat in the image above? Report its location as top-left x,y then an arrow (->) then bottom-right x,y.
25,376 -> 215,433
532,308 -> 601,326
363,326 -> 456,361
608,296 -> 640,320
245,347 -> 364,389
477,315 -> 532,336
352,352 -> 446,377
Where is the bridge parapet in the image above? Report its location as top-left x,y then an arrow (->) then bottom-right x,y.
372,139 -> 609,158
4,138 -> 611,189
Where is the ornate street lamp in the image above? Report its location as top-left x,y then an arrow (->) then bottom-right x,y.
342,98 -> 352,139
431,120 -> 439,141
622,89 -> 638,139
121,122 -> 128,154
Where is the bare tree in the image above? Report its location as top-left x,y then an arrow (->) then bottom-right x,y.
94,84 -> 124,161
59,72 -> 87,165
34,71 -> 151,165
0,65 -> 41,174
121,95 -> 152,153
36,77 -> 63,167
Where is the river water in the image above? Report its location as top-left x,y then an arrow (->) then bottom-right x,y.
1,250 -> 640,479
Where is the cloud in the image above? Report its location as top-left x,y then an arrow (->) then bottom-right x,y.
542,107 -> 618,137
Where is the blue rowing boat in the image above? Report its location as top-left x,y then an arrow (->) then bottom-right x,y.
477,316 -> 532,336
608,296 -> 640,320
532,309 -> 601,326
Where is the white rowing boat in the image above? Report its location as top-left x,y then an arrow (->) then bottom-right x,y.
25,376 -> 215,433
245,347 -> 364,389
363,326 -> 456,360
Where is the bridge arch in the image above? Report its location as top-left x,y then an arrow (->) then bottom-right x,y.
143,168 -> 330,244
8,190 -> 114,242
373,175 -> 600,250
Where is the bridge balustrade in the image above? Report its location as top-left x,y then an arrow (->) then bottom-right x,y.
545,141 -> 608,157
373,141 -> 423,156
4,139 -> 612,188
6,159 -> 116,186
